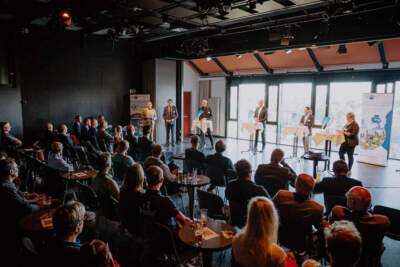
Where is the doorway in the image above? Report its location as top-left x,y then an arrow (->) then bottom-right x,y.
183,92 -> 192,136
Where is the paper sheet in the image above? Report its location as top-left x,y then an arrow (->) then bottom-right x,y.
202,227 -> 219,240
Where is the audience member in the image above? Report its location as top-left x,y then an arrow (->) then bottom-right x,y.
0,151 -> 7,160
1,122 -> 22,154
144,144 -> 176,183
112,140 -> 134,184
302,259 -> 321,267
226,159 -> 270,227
48,141 -> 73,172
57,124 -> 86,153
136,126 -> 154,161
72,115 -> 82,140
232,197 -> 287,267
126,124 -> 137,148
324,220 -> 362,267
273,174 -> 323,251
80,118 -> 91,142
92,153 -> 120,201
89,118 -> 100,150
97,121 -> 114,153
255,148 -> 296,197
185,135 -> 205,164
80,239 -> 117,267
113,125 -> 124,144
119,164 -> 145,236
205,140 -> 234,191
330,186 -> 390,266
41,122 -> 56,150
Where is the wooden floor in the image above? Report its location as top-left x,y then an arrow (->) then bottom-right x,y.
164,137 -> 400,266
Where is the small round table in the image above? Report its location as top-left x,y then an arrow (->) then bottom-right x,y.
62,170 -> 98,180
175,175 -> 210,219
19,208 -> 57,232
178,220 -> 235,267
302,153 -> 329,179
172,153 -> 185,161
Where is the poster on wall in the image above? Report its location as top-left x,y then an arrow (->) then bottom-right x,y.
358,93 -> 393,166
130,94 -> 150,118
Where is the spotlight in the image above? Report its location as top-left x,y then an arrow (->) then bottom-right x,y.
60,9 -> 72,25
235,54 -> 242,59
206,56 -> 212,62
337,44 -> 347,54
368,41 -> 377,47
285,49 -> 292,54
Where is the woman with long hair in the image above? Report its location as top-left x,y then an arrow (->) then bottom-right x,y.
232,196 -> 288,267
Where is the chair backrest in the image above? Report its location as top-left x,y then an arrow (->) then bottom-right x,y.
373,205 -> 400,238
184,159 -> 204,173
256,174 -> 286,198
68,181 -> 99,211
229,199 -> 247,228
205,163 -> 226,187
324,194 -> 347,216
197,189 -> 225,219
278,218 -> 313,252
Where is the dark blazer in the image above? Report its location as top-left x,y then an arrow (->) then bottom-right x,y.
254,106 -> 267,125
88,126 -> 100,150
254,162 -> 296,197
80,125 -> 90,141
314,175 -> 362,197
343,121 -> 359,147
97,129 -> 114,153
163,105 -> 178,124
199,106 -> 212,120
185,148 -> 205,163
206,153 -> 234,172
57,133 -> 81,151
72,122 -> 81,139
300,113 -> 314,135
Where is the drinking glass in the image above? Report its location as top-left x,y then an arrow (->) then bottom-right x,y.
200,208 -> 208,226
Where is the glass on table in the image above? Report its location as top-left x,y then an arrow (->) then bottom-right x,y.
200,208 -> 208,226
193,220 -> 203,247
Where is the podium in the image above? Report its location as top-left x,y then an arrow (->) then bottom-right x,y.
241,122 -> 264,153
313,131 -> 345,169
282,126 -> 310,157
191,120 -> 213,148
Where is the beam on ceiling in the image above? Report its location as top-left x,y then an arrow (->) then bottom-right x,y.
306,48 -> 323,72
377,41 -> 389,69
212,57 -> 232,75
253,53 -> 273,74
273,0 -> 296,7
188,60 -> 206,76
160,0 -> 228,21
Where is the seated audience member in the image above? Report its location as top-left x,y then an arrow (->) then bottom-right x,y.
57,124 -> 85,151
232,197 -> 288,267
98,115 -> 105,127
1,121 -> 23,154
89,118 -> 100,150
119,164 -> 145,236
185,135 -> 205,169
92,153 -> 120,202
0,158 -> 40,256
324,220 -> 362,267
273,174 -> 324,251
97,120 -> 114,153
0,151 -> 7,160
72,115 -> 82,140
330,186 -> 390,266
302,259 -> 321,267
112,140 -> 134,183
113,125 -> 124,144
255,148 -> 296,197
226,159 -> 270,227
126,124 -> 137,157
41,122 -> 57,150
48,141 -> 73,172
80,239 -> 117,267
80,118 -> 91,142
205,140 -> 235,191
144,144 -> 176,183
136,127 -> 154,161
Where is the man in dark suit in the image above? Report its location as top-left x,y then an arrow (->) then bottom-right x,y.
97,121 -> 114,153
299,106 -> 314,154
185,135 -> 205,168
338,112 -> 359,172
72,115 -> 82,141
226,159 -> 269,227
255,148 -> 296,197
80,118 -> 91,142
198,99 -> 214,149
254,100 -> 267,151
162,99 -> 178,147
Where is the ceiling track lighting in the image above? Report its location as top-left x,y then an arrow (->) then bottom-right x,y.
235,54 -> 242,59
206,56 -> 212,62
60,9 -> 72,25
337,44 -> 347,54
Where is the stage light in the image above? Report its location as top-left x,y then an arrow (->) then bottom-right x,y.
206,56 -> 212,62
337,44 -> 347,54
285,49 -> 292,54
235,54 -> 242,59
60,9 -> 72,25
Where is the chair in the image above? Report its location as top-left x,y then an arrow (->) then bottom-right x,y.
324,194 -> 347,216
197,189 -> 228,221
18,237 -> 41,266
67,181 -> 99,211
373,205 -> 400,240
184,159 -> 204,174
255,174 -> 286,198
205,163 -> 227,187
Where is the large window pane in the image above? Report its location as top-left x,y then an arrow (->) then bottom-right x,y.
266,124 -> 277,143
278,83 -> 312,145
268,85 -> 278,122
328,82 -> 371,130
376,84 -> 385,93
230,86 -> 238,119
389,82 -> 400,159
315,85 -> 328,125
238,84 -> 266,139
387,83 -> 393,93
227,121 -> 238,139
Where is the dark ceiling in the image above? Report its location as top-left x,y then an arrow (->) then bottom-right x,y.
1,0 -> 400,59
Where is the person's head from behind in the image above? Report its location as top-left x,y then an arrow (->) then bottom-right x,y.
324,220 -> 361,267
242,197 -> 279,264
146,101 -> 152,109
91,119 -> 98,128
333,160 -> 349,176
84,118 -> 91,126
295,174 -> 315,197
80,239 -> 115,267
201,99 -> 207,107
98,153 -> 112,173
151,144 -> 163,158
235,159 -> 252,180
0,151 -> 7,160
191,135 -> 199,148
53,201 -> 85,241
215,140 -> 226,154
51,141 -> 63,154
145,166 -> 164,189
116,140 -> 129,154
346,186 -> 371,213
302,259 -> 321,267
46,122 -> 53,131
75,115 -> 82,123
122,164 -> 145,193
0,158 -> 18,182
304,106 -> 311,115
1,122 -> 11,133
59,124 -> 68,134
270,148 -> 284,164
347,112 -> 355,123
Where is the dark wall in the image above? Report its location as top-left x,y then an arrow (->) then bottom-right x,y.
18,31 -> 140,142
0,87 -> 23,139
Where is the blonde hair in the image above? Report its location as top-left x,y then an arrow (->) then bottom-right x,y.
121,164 -> 145,192
53,201 -> 86,238
240,197 -> 279,265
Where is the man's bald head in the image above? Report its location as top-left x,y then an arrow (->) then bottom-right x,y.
346,186 -> 371,212
295,174 -> 315,196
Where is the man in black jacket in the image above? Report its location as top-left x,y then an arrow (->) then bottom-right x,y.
72,115 -> 82,141
97,121 -> 114,153
254,100 -> 267,151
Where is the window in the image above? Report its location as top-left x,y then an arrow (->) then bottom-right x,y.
229,86 -> 238,120
387,83 -> 393,93
266,124 -> 277,143
268,85 -> 278,122
315,85 -> 328,125
376,84 -> 385,93
389,81 -> 400,159
227,121 -> 238,139
278,83 -> 312,145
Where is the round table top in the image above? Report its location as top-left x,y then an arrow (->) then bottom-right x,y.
178,220 -> 235,251
172,153 -> 185,160
175,175 -> 210,188
19,208 -> 56,232
302,153 -> 329,161
62,170 -> 98,180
